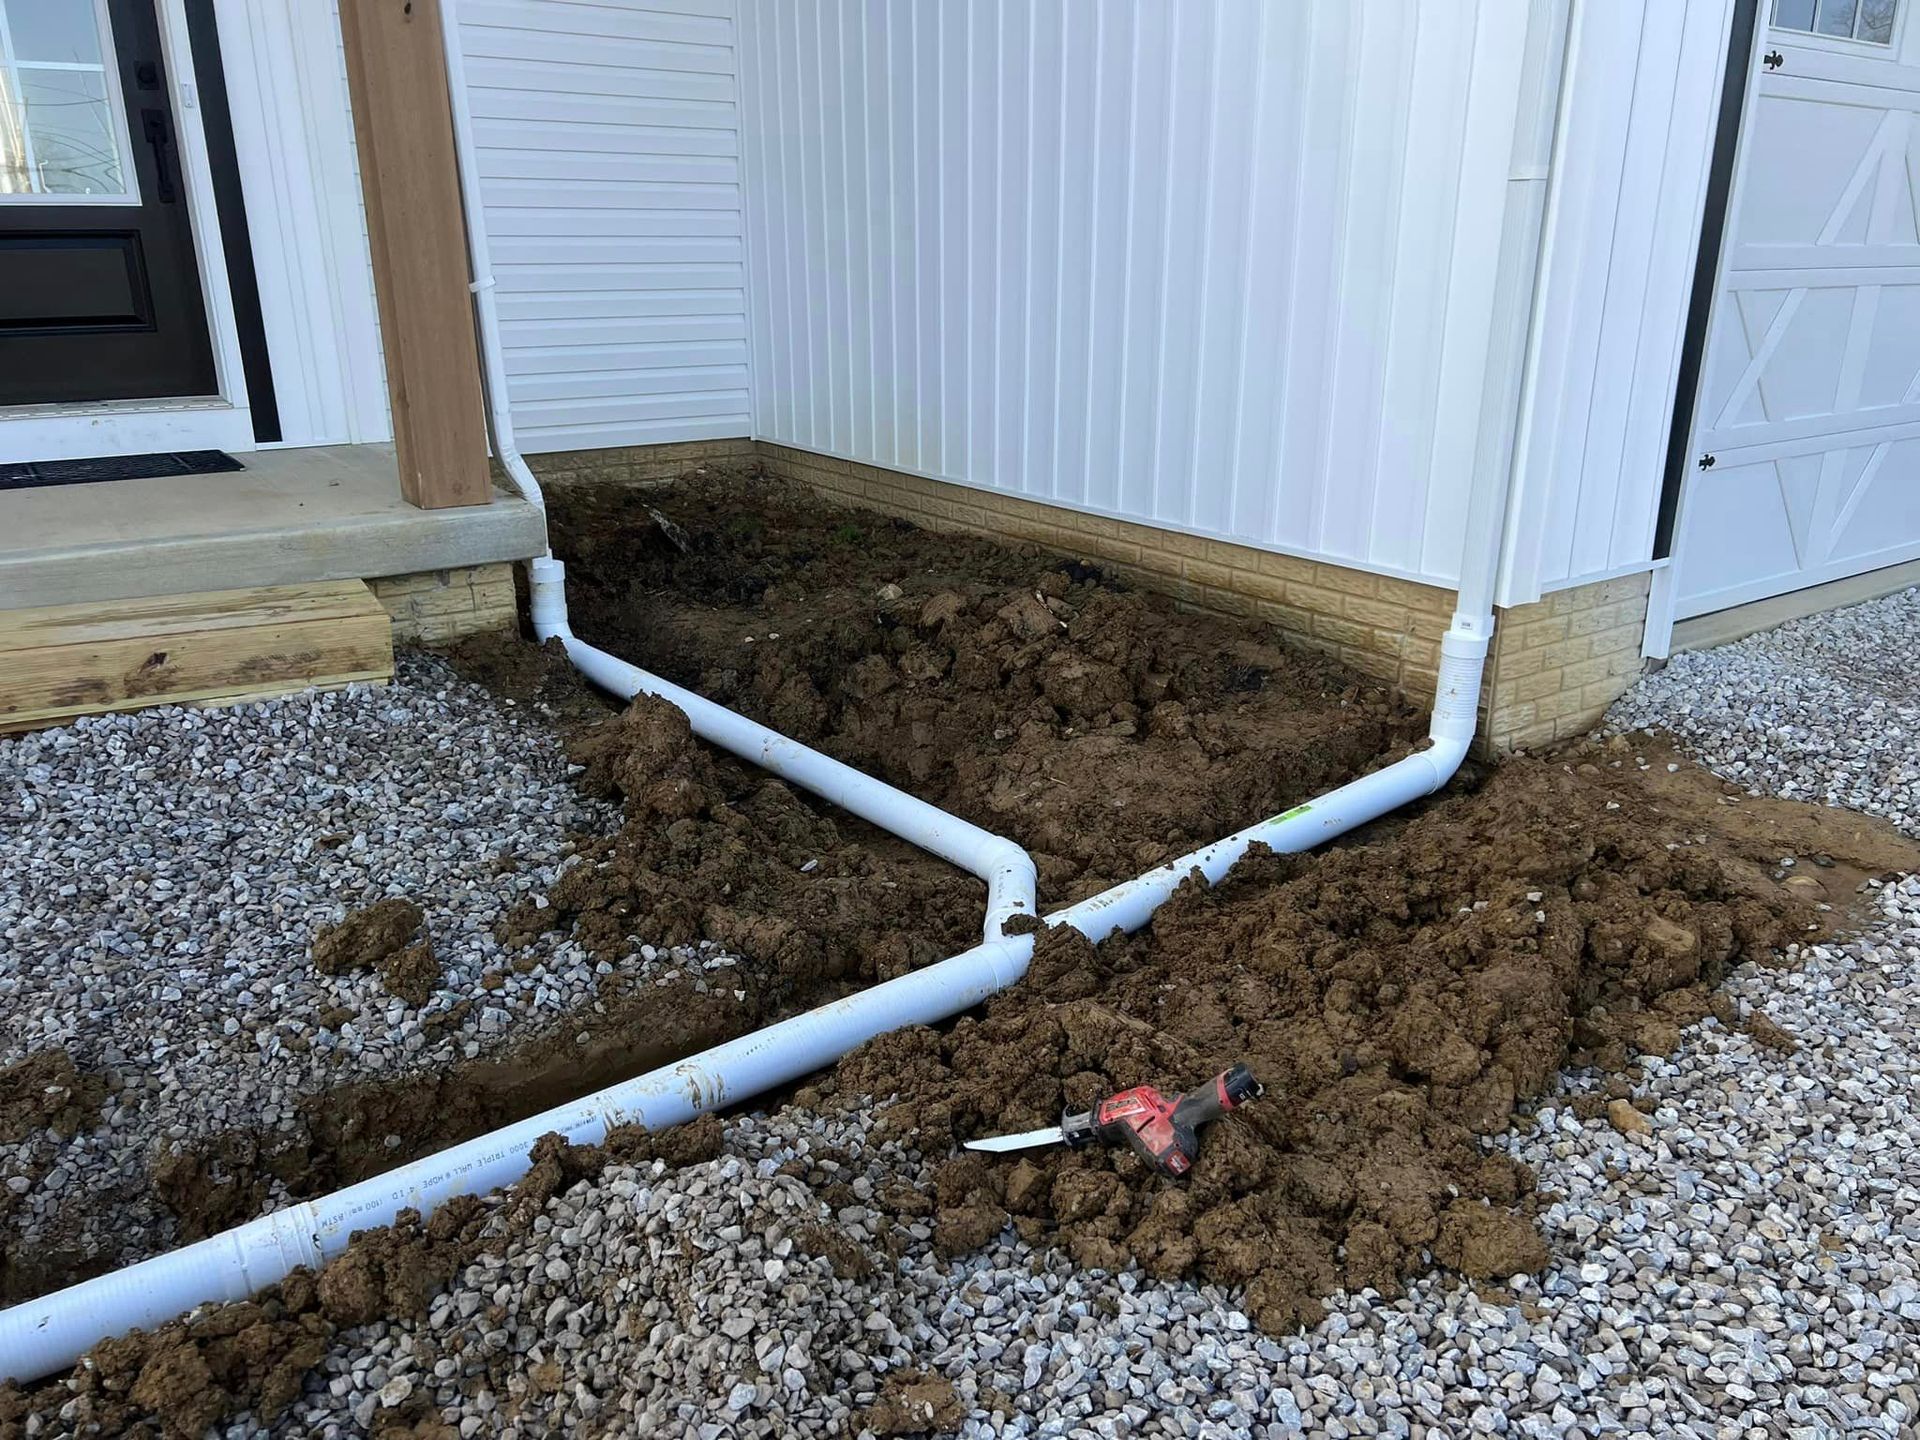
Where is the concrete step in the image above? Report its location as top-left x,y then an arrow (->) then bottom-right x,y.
0,443 -> 544,611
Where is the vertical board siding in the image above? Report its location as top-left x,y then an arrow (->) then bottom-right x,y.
457,0 -> 750,452
1504,0 -> 1735,597
214,0 -> 389,447
740,0 -> 1533,588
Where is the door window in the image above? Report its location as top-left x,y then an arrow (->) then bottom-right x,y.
0,0 -> 136,201
1772,0 -> 1901,45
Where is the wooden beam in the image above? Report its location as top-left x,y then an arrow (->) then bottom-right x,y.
338,0 -> 492,510
0,582 -> 394,733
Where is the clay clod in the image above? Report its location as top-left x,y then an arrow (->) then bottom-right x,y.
0,1048 -> 108,1146
1606,1098 -> 1652,1136
379,942 -> 441,1008
824,747 -> 1855,1332
311,899 -> 424,976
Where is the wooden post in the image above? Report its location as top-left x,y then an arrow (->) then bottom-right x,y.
338,0 -> 491,510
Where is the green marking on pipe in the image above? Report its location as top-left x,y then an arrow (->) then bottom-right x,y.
1276,803 -> 1313,821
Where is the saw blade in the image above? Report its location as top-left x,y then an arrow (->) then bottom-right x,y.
964,1125 -> 1064,1154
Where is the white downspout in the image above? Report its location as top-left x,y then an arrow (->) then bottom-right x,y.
0,2 -> 1568,1386
438,0 -> 547,545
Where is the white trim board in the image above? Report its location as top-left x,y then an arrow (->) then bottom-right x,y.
211,0 -> 389,450
1669,553 -> 1920,653
1539,557 -> 1666,595
0,401 -> 252,464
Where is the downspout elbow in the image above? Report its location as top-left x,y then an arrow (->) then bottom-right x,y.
1418,619 -> 1492,793
529,555 -> 572,644
980,842 -> 1039,941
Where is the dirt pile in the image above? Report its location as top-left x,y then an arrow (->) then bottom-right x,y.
0,1119 -> 725,1439
0,1049 -> 108,1146
815,740 -> 1919,1333
859,1370 -> 967,1436
496,691 -> 983,993
379,944 -> 440,1008
311,899 -> 423,976
549,474 -> 1422,903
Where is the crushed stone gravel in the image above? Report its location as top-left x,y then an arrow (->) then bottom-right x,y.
1607,586 -> 1920,834
0,655 -> 731,1283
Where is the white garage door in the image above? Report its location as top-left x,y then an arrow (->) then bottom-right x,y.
1675,0 -> 1920,618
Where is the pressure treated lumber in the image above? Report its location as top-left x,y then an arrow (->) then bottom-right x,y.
0,582 -> 393,733
338,0 -> 491,510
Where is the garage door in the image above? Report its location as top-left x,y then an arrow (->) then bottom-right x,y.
1675,0 -> 1920,618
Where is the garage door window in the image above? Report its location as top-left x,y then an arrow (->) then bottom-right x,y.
1772,0 -> 1901,45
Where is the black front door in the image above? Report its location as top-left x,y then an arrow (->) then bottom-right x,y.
0,0 -> 216,406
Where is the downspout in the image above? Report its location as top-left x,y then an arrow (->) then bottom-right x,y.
0,3 -> 1564,1385
438,0 -> 547,551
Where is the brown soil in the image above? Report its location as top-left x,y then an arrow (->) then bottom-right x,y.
379,943 -> 440,1008
860,1371 -> 966,1436
811,735 -> 1920,1334
0,1121 -> 724,1440
311,899 -> 422,976
0,1049 -> 108,1146
144,972 -> 754,1250
495,690 -> 984,988
545,471 -> 1424,905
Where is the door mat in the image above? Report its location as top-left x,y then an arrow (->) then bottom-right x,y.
0,450 -> 245,491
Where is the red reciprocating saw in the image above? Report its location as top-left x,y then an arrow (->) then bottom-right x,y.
965,1064 -> 1264,1177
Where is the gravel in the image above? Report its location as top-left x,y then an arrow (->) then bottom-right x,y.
1607,586 -> 1920,833
0,655 -> 731,1279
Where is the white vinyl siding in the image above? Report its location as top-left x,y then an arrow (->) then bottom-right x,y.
456,0 -> 750,453
738,0 -> 1541,590
211,0 -> 389,448
1503,0 -> 1738,600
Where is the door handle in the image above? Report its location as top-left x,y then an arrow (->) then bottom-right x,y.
141,109 -> 178,204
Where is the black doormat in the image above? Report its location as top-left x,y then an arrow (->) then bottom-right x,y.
0,450 -> 245,491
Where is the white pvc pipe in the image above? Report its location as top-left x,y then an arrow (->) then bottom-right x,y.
0,659 -> 1483,1382
533,561 -> 1036,938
